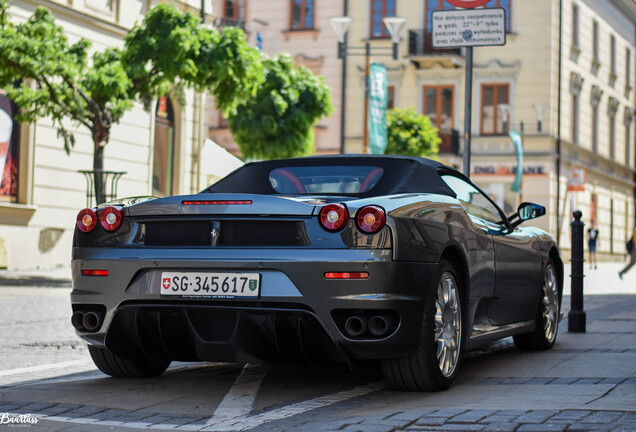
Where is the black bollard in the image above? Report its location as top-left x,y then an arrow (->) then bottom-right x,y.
568,210 -> 586,332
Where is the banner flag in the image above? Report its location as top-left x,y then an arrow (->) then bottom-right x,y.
368,63 -> 388,154
509,130 -> 523,192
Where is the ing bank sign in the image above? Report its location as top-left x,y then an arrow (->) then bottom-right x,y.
472,164 -> 548,176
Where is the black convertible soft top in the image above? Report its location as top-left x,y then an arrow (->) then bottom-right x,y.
202,155 -> 457,198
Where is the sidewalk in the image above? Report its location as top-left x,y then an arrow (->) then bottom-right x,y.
563,259 -> 636,296
0,266 -> 71,287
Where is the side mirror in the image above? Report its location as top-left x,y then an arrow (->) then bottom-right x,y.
518,202 -> 546,221
508,202 -> 546,229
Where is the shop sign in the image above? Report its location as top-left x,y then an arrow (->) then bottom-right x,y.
473,164 -> 547,176
567,168 -> 586,192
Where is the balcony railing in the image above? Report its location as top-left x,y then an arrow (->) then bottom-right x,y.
488,122 -> 546,136
408,30 -> 462,57
207,17 -> 246,32
78,169 -> 126,207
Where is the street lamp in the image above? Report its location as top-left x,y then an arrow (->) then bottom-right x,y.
330,15 -> 406,154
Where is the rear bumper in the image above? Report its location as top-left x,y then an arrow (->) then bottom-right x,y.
71,247 -> 437,364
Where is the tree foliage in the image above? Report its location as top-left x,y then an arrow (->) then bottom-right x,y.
229,54 -> 333,160
0,5 -> 112,152
122,6 -> 261,112
385,108 -> 441,158
0,1 -> 261,202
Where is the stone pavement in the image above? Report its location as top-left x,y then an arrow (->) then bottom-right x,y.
0,266 -> 71,288
0,261 -> 635,431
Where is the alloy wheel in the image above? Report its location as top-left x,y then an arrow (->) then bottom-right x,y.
435,271 -> 461,377
542,264 -> 559,343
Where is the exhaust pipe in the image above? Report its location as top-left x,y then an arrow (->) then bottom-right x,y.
368,315 -> 393,337
71,312 -> 85,331
82,311 -> 101,332
344,316 -> 367,337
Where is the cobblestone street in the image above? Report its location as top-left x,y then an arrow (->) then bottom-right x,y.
0,285 -> 93,388
1,262 -> 636,431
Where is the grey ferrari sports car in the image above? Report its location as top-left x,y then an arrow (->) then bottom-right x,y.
70,155 -> 562,391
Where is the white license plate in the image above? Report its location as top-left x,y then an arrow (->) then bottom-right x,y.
160,272 -> 260,298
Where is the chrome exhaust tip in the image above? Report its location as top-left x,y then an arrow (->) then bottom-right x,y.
344,315 -> 367,337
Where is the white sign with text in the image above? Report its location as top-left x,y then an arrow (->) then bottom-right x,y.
432,8 -> 506,48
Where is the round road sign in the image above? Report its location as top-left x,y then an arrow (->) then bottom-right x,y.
444,0 -> 491,8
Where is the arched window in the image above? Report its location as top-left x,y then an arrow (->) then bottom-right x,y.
153,96 -> 176,197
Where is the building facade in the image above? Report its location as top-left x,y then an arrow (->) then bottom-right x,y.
342,0 -> 636,256
2,0 -> 634,269
0,0 -> 214,269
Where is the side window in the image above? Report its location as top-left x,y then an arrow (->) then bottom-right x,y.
441,175 -> 503,224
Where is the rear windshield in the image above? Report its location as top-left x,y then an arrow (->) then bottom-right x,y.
269,166 -> 384,194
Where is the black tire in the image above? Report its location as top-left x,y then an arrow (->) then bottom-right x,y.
88,345 -> 171,378
382,259 -> 463,391
513,258 -> 560,351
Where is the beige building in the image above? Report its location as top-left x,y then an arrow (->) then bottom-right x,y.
342,0 -> 636,257
0,0 -> 343,270
2,0 -> 634,269
0,0 -> 218,269
207,0 -> 343,156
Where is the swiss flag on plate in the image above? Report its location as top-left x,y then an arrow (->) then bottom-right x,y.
162,278 -> 171,290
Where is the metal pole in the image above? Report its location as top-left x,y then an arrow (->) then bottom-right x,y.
633,23 -> 636,228
462,47 -> 473,177
362,42 -> 370,154
556,0 -> 563,246
568,210 -> 586,332
339,0 -> 349,154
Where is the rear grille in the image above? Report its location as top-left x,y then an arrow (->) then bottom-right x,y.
143,220 -> 309,247
145,221 -> 211,246
218,221 -> 309,246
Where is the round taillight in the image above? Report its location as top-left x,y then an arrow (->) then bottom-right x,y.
319,203 -> 349,232
76,208 -> 98,233
100,206 -> 124,231
356,206 -> 386,234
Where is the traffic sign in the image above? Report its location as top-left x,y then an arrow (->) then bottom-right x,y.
432,8 -> 506,48
444,0 -> 491,7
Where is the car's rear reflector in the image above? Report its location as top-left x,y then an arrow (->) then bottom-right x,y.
81,269 -> 109,276
324,272 -> 369,280
76,208 -> 98,233
182,200 -> 253,205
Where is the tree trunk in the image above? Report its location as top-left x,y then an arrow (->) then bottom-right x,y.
93,144 -> 106,205
92,121 -> 109,206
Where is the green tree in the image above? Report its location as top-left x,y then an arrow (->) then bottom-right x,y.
0,1 -> 261,203
228,54 -> 333,160
385,108 -> 441,158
